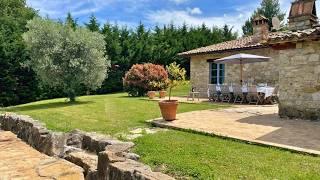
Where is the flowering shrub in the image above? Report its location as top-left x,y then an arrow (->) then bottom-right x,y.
123,63 -> 168,96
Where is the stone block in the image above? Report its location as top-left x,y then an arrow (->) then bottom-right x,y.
67,129 -> 84,149
97,150 -> 126,180
65,151 -> 98,177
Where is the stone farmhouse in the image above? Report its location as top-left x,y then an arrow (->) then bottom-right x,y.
179,0 -> 320,120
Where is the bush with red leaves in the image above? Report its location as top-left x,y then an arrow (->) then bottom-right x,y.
123,63 -> 168,96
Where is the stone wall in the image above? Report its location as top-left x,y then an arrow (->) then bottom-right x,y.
190,47 -> 280,97
0,113 -> 174,180
278,41 -> 320,120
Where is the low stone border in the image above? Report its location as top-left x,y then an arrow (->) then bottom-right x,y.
151,119 -> 320,157
0,113 -> 174,180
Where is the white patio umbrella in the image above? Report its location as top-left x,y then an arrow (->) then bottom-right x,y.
214,53 -> 270,84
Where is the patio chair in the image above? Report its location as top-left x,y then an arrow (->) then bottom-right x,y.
270,85 -> 279,104
221,85 -> 231,102
233,85 -> 244,104
208,84 -> 219,102
187,87 -> 200,101
248,86 -> 264,105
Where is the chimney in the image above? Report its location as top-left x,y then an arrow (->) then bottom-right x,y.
288,0 -> 318,31
252,15 -> 269,42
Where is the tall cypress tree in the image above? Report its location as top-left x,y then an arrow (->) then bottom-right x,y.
0,0 -> 37,106
65,12 -> 78,29
85,14 -> 100,32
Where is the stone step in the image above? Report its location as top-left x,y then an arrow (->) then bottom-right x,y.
65,150 -> 98,179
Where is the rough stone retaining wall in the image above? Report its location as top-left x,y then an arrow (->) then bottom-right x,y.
0,113 -> 174,180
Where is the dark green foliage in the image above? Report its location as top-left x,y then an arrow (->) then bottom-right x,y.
98,21 -> 237,93
65,12 -> 78,29
0,0 -> 37,106
242,0 -> 286,36
0,2 -> 237,105
85,14 -> 100,32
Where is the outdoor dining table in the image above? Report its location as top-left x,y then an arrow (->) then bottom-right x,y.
257,86 -> 275,99
208,85 -> 275,99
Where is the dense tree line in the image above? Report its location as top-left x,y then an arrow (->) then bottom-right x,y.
84,16 -> 238,93
0,0 -> 237,106
0,0 -> 37,106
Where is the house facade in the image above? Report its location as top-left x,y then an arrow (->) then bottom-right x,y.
179,0 -> 320,120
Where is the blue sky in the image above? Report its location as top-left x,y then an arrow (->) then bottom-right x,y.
26,0 -> 320,34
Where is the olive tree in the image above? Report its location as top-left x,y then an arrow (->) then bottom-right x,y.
23,18 -> 110,101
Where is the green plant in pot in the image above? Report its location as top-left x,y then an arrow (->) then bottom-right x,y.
152,81 -> 168,99
159,62 -> 186,121
148,81 -> 159,99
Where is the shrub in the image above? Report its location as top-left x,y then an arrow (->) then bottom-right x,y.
123,63 -> 168,96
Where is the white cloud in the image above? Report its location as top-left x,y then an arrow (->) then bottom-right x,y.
187,7 -> 202,15
26,0 -> 149,19
27,0 -> 114,18
147,0 -> 320,35
146,8 -> 252,35
169,0 -> 189,4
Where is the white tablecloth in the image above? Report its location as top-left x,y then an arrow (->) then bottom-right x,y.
208,85 -> 275,99
257,87 -> 275,98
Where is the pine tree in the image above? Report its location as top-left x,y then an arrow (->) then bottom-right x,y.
85,14 -> 100,32
65,12 -> 78,29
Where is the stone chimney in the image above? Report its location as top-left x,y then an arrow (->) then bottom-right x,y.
288,0 -> 318,31
252,15 -> 269,42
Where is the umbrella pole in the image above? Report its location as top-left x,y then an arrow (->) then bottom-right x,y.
240,60 -> 243,85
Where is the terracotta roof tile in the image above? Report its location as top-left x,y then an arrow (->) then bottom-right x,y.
179,27 -> 320,56
267,27 -> 320,44
178,36 -> 264,56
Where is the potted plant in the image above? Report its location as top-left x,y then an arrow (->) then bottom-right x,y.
147,90 -> 156,99
158,62 -> 186,121
156,81 -> 168,98
159,90 -> 167,99
147,81 -> 158,99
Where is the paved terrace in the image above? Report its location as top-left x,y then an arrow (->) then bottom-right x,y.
0,131 -> 84,179
153,105 -> 320,155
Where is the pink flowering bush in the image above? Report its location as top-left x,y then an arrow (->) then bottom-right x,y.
123,63 -> 169,96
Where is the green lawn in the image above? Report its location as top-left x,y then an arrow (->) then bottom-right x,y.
0,91 -> 221,135
1,87 -> 320,179
134,131 -> 320,179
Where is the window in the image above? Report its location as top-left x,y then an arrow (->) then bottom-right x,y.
210,63 -> 225,84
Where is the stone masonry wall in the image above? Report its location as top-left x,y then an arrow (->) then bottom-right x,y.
278,41 -> 320,120
0,113 -> 174,180
190,47 -> 280,97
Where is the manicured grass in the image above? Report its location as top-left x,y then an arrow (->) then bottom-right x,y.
0,93 -> 222,135
134,130 -> 320,179
2,87 -> 320,179
171,81 -> 191,97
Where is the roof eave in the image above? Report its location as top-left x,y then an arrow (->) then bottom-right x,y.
177,45 -> 268,57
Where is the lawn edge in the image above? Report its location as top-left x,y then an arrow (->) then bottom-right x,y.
150,119 -> 320,157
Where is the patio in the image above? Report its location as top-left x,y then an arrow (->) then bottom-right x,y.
152,105 -> 320,155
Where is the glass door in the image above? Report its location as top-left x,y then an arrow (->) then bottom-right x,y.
210,63 -> 225,84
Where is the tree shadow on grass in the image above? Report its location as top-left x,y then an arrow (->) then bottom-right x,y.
3,101 -> 93,112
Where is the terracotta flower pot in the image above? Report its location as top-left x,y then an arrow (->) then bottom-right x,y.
158,100 -> 178,121
159,91 -> 167,98
147,91 -> 156,99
